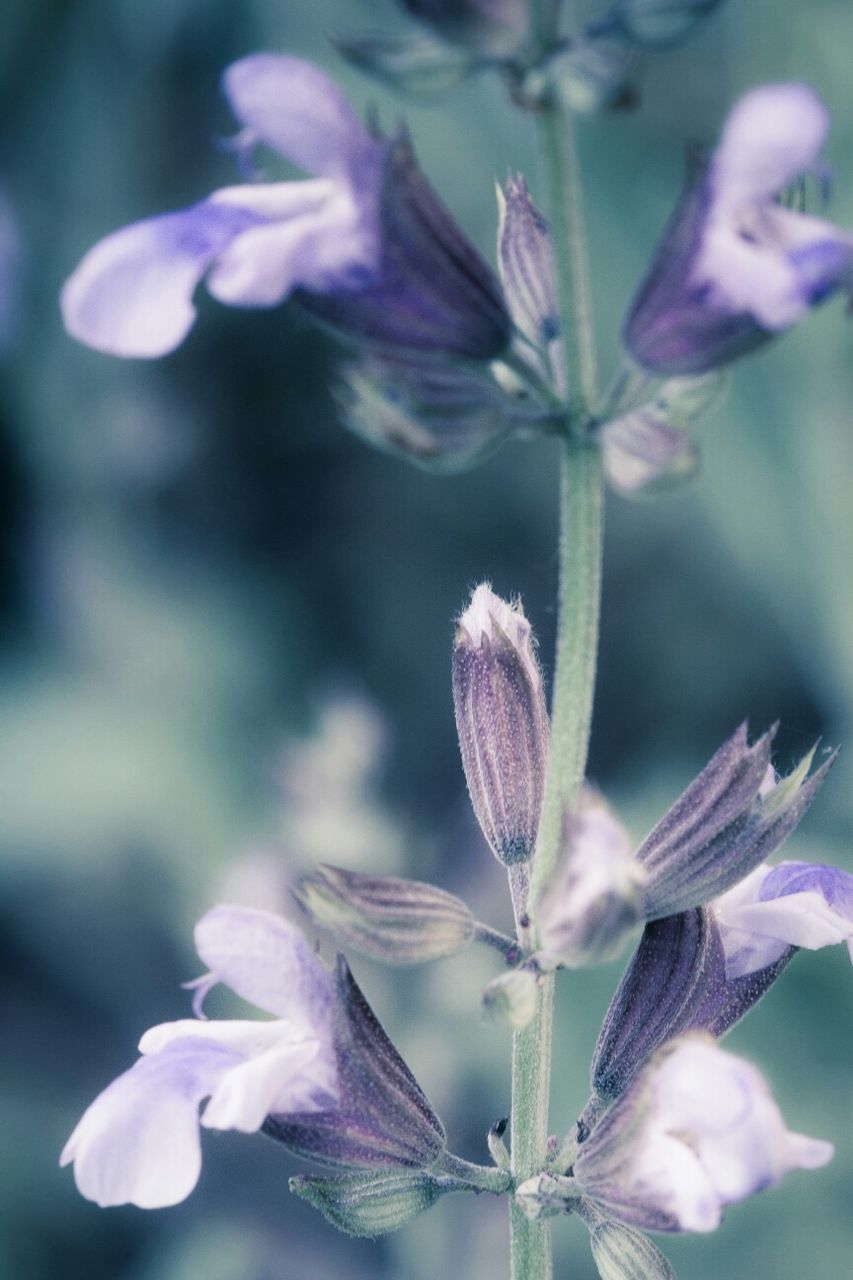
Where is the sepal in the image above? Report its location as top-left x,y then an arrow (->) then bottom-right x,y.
453,584 -> 549,865
294,864 -> 475,964
638,724 -> 832,918
591,908 -> 721,1101
497,176 -> 559,350
264,957 -> 445,1168
290,1168 -> 452,1236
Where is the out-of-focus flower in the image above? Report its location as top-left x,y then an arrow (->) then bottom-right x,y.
606,0 -> 724,49
0,189 -> 23,352
61,904 -> 446,1207
60,905 -> 337,1207
625,83 -> 853,374
61,55 -> 509,362
400,0 -> 532,59
452,583 -> 549,867
574,1036 -> 833,1233
713,858 -> 853,978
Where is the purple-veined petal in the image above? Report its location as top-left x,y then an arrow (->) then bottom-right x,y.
496,175 -> 558,347
60,201 -> 262,357
223,54 -> 378,181
207,182 -> 379,305
193,904 -> 335,1026
711,83 -> 829,212
60,1038 -> 243,1208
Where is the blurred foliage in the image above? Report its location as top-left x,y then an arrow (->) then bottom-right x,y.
1,1 -> 852,1278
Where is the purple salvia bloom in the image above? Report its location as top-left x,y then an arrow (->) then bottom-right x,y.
60,905 -> 338,1208
625,83 -> 853,374
575,1037 -> 833,1234
61,55 -> 509,361
713,859 -> 853,978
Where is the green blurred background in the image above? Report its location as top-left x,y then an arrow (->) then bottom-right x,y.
1,1 -> 851,1277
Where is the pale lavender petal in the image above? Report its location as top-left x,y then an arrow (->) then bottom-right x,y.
60,1038 -> 242,1208
60,202 -> 263,357
207,182 -> 378,305
223,55 -> 377,180
202,1039 -> 335,1131
194,905 -> 334,1026
712,83 -> 829,211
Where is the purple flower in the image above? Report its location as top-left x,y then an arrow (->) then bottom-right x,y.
60,905 -> 337,1208
61,55 -> 509,361
625,83 -> 853,374
713,859 -> 853,978
575,1037 -> 833,1233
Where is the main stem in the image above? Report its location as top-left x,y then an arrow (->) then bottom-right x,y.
508,84 -> 605,1280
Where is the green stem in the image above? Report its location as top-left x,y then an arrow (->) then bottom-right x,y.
436,1151 -> 513,1194
507,64 -> 605,1280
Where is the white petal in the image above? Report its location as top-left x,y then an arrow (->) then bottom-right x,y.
139,1017 -> 290,1057
201,1039 -> 330,1132
629,1131 -> 721,1233
222,54 -> 377,181
60,1038 -> 241,1208
193,905 -> 334,1025
694,222 -> 808,330
60,201 -> 259,357
722,891 -> 853,951
713,83 -> 829,211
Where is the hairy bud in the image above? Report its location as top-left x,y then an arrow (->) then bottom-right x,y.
294,864 -> 475,964
453,584 -> 549,865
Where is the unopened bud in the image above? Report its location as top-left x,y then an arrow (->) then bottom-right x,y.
536,798 -> 647,967
515,1172 -> 579,1221
294,864 -> 475,965
589,1218 -> 676,1280
453,584 -> 549,866
291,1169 -> 450,1237
482,966 -> 539,1029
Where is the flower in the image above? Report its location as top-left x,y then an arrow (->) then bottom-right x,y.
399,0 -> 532,59
61,55 -> 510,362
625,83 -> 853,374
60,905 -> 337,1207
574,1036 -> 833,1233
712,858 -> 853,978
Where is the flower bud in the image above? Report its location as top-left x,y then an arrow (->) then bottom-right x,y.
337,354 -> 513,472
452,584 -> 549,866
497,176 -> 559,351
588,1218 -> 676,1280
291,1169 -> 452,1237
481,966 -> 538,1030
536,798 -> 647,968
294,864 -> 475,965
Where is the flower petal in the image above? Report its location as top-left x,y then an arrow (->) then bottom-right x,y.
193,904 -> 334,1026
202,1039 -> 333,1131
60,1038 -> 242,1208
207,182 -> 378,305
60,201 -> 261,357
223,54 -> 377,181
712,83 -> 829,211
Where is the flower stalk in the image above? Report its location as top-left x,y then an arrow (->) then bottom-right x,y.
508,56 -> 605,1280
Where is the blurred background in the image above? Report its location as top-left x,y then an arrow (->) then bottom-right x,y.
1,1 -> 852,1277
